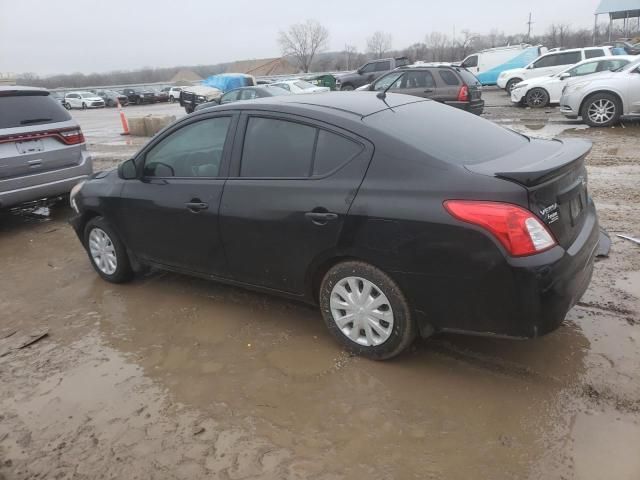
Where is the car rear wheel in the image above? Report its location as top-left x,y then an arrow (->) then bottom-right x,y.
340,84 -> 354,91
84,217 -> 133,283
81,102 -> 87,110
319,261 -> 417,360
506,78 -> 522,93
525,88 -> 549,108
581,93 -> 621,128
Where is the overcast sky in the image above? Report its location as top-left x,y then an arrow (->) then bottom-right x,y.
0,0 -> 603,76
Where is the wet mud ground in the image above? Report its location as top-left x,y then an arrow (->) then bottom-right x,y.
1,90 -> 639,479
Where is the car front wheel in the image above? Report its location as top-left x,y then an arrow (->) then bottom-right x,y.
525,88 -> 549,108
84,217 -> 133,283
581,93 -> 621,127
319,261 -> 417,360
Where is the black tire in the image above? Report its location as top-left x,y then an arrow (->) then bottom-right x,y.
319,261 -> 417,360
580,92 -> 621,128
340,84 -> 354,91
185,105 -> 194,114
64,102 -> 71,110
169,96 -> 175,103
81,102 -> 87,110
136,97 -> 142,105
83,217 -> 133,284
506,78 -> 522,93
106,99 -> 114,107
525,87 -> 550,108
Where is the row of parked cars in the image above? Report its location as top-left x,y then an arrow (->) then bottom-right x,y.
52,86 -> 185,110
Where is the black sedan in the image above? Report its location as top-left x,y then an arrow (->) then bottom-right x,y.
69,93 -> 601,359
194,85 -> 291,111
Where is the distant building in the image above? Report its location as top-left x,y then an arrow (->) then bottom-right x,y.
225,57 -> 297,77
0,73 -> 17,86
170,69 -> 203,85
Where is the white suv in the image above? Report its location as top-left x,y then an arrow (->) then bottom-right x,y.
560,58 -> 640,127
167,86 -> 183,102
497,47 -> 616,93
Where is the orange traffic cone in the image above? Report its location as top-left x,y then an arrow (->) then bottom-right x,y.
117,99 -> 130,135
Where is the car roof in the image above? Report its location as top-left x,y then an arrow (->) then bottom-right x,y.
204,91 -> 426,119
0,85 -> 49,95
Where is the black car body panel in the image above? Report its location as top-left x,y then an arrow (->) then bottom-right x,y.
70,93 -> 600,339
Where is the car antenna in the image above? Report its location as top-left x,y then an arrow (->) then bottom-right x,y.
376,72 -> 405,102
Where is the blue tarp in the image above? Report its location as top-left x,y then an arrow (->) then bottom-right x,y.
201,74 -> 253,92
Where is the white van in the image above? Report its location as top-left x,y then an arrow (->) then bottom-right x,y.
497,46 -> 617,92
458,44 -> 546,86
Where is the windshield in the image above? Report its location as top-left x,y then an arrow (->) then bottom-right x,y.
78,91 -> 95,97
293,80 -> 315,90
266,86 -> 291,96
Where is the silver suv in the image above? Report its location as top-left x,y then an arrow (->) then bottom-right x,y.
0,86 -> 92,209
559,58 -> 640,127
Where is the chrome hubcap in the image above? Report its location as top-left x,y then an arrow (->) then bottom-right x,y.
89,228 -> 117,275
588,99 -> 615,124
330,277 -> 394,347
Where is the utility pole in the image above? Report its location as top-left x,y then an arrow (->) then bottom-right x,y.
526,12 -> 534,41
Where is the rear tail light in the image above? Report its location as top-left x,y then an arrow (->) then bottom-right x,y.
58,128 -> 85,145
444,200 -> 557,257
457,85 -> 469,102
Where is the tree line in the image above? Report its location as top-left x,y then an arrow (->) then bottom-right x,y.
16,20 -> 639,89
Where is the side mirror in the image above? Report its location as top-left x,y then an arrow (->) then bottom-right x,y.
357,68 -> 363,75
118,158 -> 138,180
559,72 -> 570,80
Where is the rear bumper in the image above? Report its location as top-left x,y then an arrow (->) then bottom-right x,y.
445,99 -> 485,115
0,151 -> 93,209
394,203 -> 600,338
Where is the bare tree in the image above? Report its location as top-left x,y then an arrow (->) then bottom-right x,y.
367,31 -> 392,58
425,32 -> 449,61
278,19 -> 329,73
343,44 -> 358,70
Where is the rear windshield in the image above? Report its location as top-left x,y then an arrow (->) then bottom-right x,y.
365,101 -> 527,165
0,93 -> 71,129
457,69 -> 481,86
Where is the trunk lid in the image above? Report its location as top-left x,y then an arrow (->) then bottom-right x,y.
466,138 -> 592,248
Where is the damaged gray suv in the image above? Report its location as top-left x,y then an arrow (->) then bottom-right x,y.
0,86 -> 92,209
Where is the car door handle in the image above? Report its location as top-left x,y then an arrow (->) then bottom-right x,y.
185,201 -> 208,212
423,88 -> 434,93
305,211 -> 338,225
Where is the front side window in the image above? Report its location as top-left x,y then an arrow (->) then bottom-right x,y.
555,51 -> 582,66
143,117 -> 231,178
568,61 -> 599,76
462,55 -> 478,68
533,54 -> 557,68
360,63 -> 376,74
241,117 -> 316,177
274,83 -> 290,91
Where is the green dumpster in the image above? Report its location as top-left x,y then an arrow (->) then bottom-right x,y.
304,74 -> 337,91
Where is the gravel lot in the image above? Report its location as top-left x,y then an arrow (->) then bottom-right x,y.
1,90 -> 639,480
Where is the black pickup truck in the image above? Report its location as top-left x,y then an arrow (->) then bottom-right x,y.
121,88 -> 156,105
335,57 -> 410,90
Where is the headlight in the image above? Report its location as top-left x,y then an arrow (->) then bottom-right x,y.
512,83 -> 527,90
197,96 -> 205,101
69,180 -> 85,213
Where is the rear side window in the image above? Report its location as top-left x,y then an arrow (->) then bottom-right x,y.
313,131 -> 362,176
395,58 -> 410,67
438,70 -> 460,85
241,117 -> 316,177
585,49 -> 605,59
0,94 -> 71,129
405,70 -> 435,88
376,61 -> 391,71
